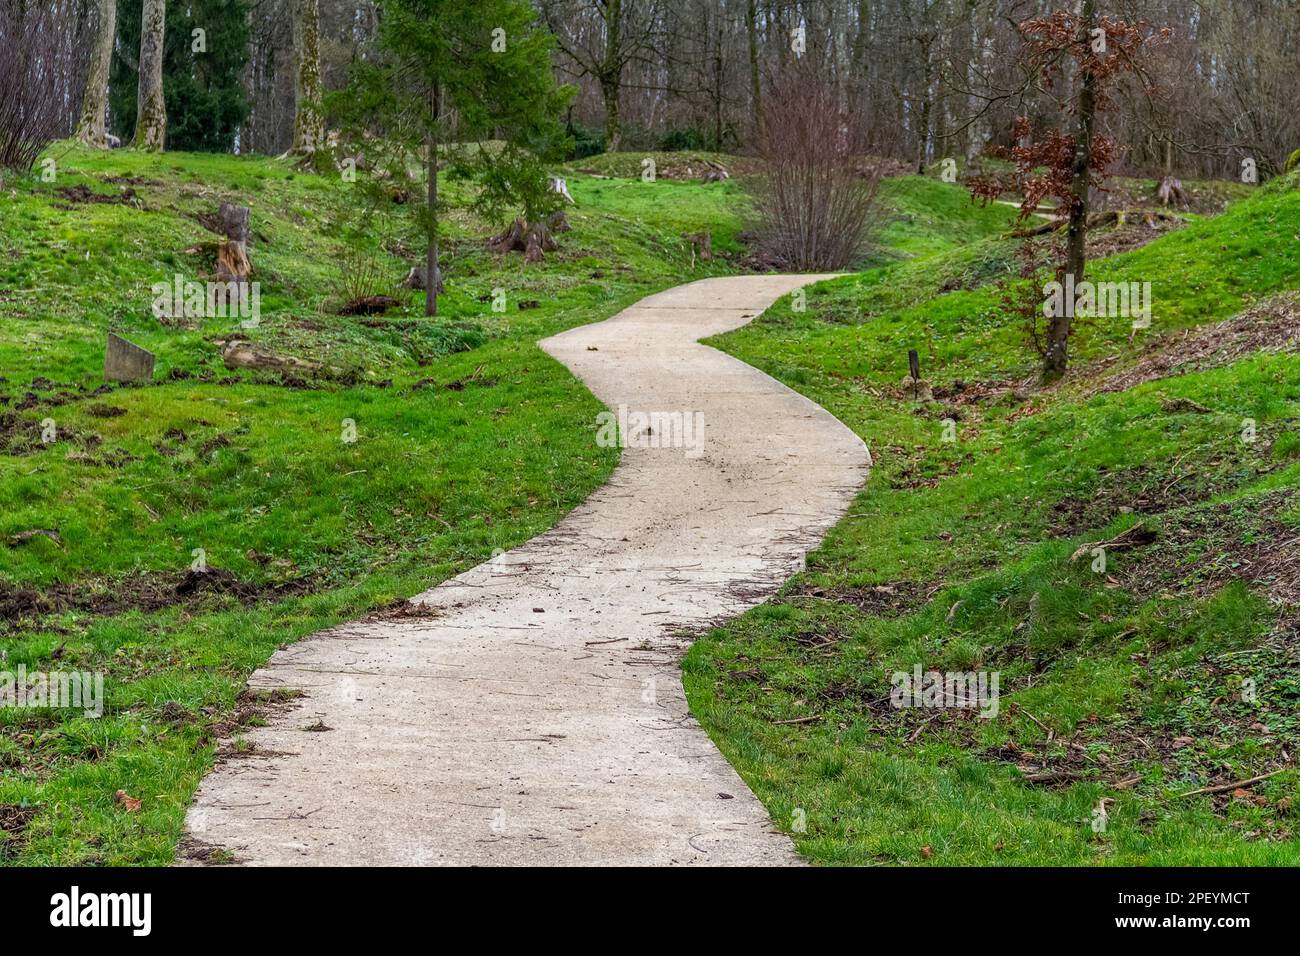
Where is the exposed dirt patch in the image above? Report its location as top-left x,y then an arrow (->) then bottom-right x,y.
86,404 -> 128,418
1046,451 -> 1276,538
53,184 -> 140,207
1077,292 -> 1300,398
784,579 -> 938,616
338,295 -> 400,316
1116,489 -> 1300,605
0,803 -> 39,858
1085,211 -> 1187,258
203,687 -> 305,742
0,566 -> 318,629
176,835 -> 243,865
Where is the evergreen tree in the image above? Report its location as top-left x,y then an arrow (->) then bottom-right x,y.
339,0 -> 573,317
111,0 -> 251,152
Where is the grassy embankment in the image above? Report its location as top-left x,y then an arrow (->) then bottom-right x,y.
0,144 -> 749,864
687,171 -> 1300,865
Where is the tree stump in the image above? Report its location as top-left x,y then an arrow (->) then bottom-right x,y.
684,231 -> 713,264
489,217 -> 559,263
701,161 -> 730,183
401,266 -> 445,293
1156,176 -> 1186,208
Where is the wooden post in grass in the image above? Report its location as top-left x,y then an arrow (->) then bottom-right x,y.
908,349 -> 920,400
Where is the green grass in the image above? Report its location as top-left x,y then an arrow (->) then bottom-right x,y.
687,172 -> 1300,865
0,142 -> 746,865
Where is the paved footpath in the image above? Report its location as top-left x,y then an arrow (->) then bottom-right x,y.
184,275 -> 871,865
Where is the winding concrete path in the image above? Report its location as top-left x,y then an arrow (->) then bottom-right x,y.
183,275 -> 870,866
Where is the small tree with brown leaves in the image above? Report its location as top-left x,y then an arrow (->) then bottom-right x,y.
969,2 -> 1167,382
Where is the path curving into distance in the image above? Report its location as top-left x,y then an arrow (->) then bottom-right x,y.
183,275 -> 871,866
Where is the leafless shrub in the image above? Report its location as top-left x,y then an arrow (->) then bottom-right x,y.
751,72 -> 881,271
0,3 -> 80,171
330,245 -> 397,314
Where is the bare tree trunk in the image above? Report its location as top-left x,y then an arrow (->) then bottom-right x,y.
1045,0 -> 1098,382
76,0 -> 116,147
600,0 -> 623,151
133,0 -> 166,151
746,0 -> 764,142
291,0 -> 326,154
425,83 -> 441,318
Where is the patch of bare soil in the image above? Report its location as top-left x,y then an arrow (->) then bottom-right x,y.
176,835 -> 243,865
0,803 -> 39,859
1085,211 -> 1186,258
0,567 -> 318,629
1116,489 -> 1300,606
53,184 -> 140,207
203,687 -> 305,742
1077,292 -> 1300,398
1047,461 -> 1230,537
784,579 -> 939,616
1092,179 -> 1243,215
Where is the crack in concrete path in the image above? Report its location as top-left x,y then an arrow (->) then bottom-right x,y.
182,275 -> 870,866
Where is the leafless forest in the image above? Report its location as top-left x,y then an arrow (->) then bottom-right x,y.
5,0 -> 1297,178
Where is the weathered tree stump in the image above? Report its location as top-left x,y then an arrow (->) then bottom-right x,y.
684,231 -> 712,264
401,265 -> 445,293
489,217 -> 560,263
1157,176 -> 1186,207
214,203 -> 252,296
701,161 -> 730,183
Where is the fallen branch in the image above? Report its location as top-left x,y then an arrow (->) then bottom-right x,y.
1070,522 -> 1157,561
1178,768 -> 1287,798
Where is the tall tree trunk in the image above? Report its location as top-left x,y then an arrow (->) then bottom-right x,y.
425,83 -> 441,318
747,0 -> 763,143
915,35 -> 933,174
600,0 -> 623,151
133,0 -> 166,150
76,0 -> 116,147
291,0 -> 326,153
1045,0 -> 1098,382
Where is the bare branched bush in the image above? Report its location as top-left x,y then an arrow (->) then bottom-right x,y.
751,73 -> 880,271
0,3 -> 80,171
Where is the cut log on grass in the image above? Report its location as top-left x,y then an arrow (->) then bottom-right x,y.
221,340 -> 321,373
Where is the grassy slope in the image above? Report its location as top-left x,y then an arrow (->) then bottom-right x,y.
687,174 -> 1300,865
0,144 -> 743,864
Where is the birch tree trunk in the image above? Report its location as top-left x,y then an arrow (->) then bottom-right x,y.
76,0 -> 116,147
291,0 -> 326,154
133,0 -> 167,150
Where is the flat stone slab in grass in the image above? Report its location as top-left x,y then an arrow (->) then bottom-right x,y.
182,274 -> 871,866
104,333 -> 155,382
